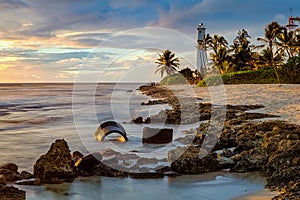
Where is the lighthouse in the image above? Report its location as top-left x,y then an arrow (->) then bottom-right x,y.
196,23 -> 208,75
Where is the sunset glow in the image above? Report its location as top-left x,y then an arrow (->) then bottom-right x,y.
0,0 -> 299,82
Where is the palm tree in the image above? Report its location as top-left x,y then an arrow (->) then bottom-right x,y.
205,34 -> 231,74
276,27 -> 294,59
257,22 -> 284,83
210,46 -> 231,74
207,34 -> 228,52
155,49 -> 180,77
257,21 -> 283,66
230,29 -> 256,71
294,28 -> 300,57
257,47 -> 285,68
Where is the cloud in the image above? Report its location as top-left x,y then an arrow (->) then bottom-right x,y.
0,0 -> 28,9
1,0 -> 300,82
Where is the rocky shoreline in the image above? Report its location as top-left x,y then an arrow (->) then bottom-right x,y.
0,84 -> 299,200
138,84 -> 300,200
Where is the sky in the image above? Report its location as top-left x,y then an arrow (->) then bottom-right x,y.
0,0 -> 299,82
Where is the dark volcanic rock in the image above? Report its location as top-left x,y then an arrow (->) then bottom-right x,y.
18,171 -> 33,180
129,172 -> 164,179
0,185 -> 26,200
33,139 -> 74,183
0,163 -> 18,174
92,162 -> 128,177
72,151 -> 84,158
132,116 -> 144,124
75,153 -> 102,172
168,146 -> 219,174
0,169 -> 17,182
143,127 -> 173,144
141,99 -> 168,105
272,181 -> 300,200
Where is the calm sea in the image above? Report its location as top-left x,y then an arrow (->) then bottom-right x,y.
0,83 -> 268,200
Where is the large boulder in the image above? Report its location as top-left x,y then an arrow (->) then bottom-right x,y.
0,163 -> 19,182
0,185 -> 26,200
75,153 -> 102,173
33,139 -> 74,183
168,145 -> 219,174
0,163 -> 18,174
0,169 -> 18,182
143,127 -> 173,144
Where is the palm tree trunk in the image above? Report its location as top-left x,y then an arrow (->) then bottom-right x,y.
274,66 -> 281,84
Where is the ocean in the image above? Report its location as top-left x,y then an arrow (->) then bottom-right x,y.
0,83 -> 268,200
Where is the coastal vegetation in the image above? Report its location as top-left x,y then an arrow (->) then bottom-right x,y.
157,21 -> 300,85
155,49 -> 180,78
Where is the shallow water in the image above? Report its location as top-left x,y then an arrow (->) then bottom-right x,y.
0,83 -> 271,199
15,172 -> 267,200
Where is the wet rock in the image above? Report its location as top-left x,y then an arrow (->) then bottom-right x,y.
163,171 -> 179,177
33,139 -> 74,183
0,163 -> 18,174
144,117 -> 151,124
220,149 -> 235,158
0,169 -> 17,182
75,153 -> 102,172
272,181 -> 300,200
158,158 -> 169,162
121,160 -> 133,167
0,185 -> 26,200
168,146 -> 191,164
237,112 -> 279,121
72,151 -> 84,162
18,171 -> 33,180
168,146 -> 219,174
192,133 -> 205,146
129,164 -> 140,171
154,165 -> 170,172
116,153 -> 140,160
15,178 -> 41,186
102,157 -> 118,166
136,158 -> 158,165
217,157 -> 235,169
131,116 -> 152,124
0,175 -> 6,185
174,135 -> 195,145
143,127 -> 173,144
100,148 -> 121,157
230,148 -> 265,173
129,172 -> 164,179
141,99 -> 168,105
92,162 -> 128,177
132,116 -> 144,124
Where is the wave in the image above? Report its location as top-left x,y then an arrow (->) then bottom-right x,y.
0,116 -> 62,125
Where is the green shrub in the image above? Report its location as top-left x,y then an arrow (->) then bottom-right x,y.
280,57 -> 300,84
160,73 -> 188,85
198,68 -> 281,86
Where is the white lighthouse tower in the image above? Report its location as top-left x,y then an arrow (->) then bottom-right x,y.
196,23 -> 208,75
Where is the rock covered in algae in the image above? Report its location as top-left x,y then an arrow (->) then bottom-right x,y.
33,139 -> 74,183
